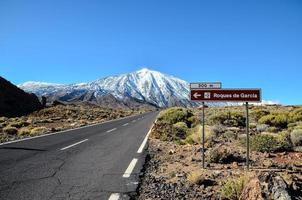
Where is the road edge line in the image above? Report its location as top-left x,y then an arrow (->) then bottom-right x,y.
122,158 -> 138,178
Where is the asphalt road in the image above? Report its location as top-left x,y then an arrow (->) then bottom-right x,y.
0,111 -> 158,200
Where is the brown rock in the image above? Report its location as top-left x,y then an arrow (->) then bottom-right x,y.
240,178 -> 264,200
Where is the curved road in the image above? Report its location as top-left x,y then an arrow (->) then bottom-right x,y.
0,111 -> 158,200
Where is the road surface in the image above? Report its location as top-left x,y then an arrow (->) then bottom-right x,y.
0,111 -> 158,200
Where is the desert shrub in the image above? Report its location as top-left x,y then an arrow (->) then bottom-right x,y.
18,128 -> 31,137
0,117 -> 8,123
289,107 -> 302,123
267,126 -> 279,133
185,125 -> 213,145
250,134 -> 278,153
206,146 -> 232,163
0,134 -> 8,143
3,127 -> 18,135
209,111 -> 246,127
220,176 -> 249,200
251,109 -> 270,122
187,171 -> 205,185
30,127 -> 48,136
249,123 -> 256,129
211,124 -> 226,137
287,122 -> 297,130
187,115 -> 199,127
172,122 -> 188,140
258,114 -> 288,129
9,121 -> 30,128
157,107 -> 193,126
256,124 -> 269,132
223,130 -> 237,140
291,129 -> 302,147
276,131 -> 293,151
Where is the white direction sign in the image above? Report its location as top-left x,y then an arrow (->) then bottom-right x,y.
190,82 -> 222,89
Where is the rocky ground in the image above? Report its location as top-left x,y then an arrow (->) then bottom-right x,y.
137,139 -> 302,200
136,106 -> 302,200
0,103 -> 148,143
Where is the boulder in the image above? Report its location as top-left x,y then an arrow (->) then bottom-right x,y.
240,178 -> 264,200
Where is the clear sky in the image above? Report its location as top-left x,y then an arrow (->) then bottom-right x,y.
0,0 -> 301,105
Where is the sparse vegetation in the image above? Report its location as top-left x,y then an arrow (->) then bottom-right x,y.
187,170 -> 205,185
209,111 -> 246,127
291,129 -> 302,147
250,134 -> 278,153
220,176 -> 249,200
258,113 -> 288,129
206,146 -> 232,163
30,127 -> 48,136
3,126 -> 18,135
138,105 -> 302,200
0,104 -> 140,143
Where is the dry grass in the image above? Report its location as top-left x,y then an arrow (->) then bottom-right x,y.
187,170 -> 205,185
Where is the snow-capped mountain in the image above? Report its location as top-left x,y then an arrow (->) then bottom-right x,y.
19,68 -> 196,108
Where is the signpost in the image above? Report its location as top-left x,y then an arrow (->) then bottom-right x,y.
191,89 -> 261,102
190,84 -> 261,170
190,82 -> 222,89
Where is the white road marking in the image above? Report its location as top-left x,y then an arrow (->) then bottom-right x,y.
106,128 -> 117,133
60,139 -> 88,151
137,129 -> 152,153
108,193 -> 120,200
0,112 -> 150,146
122,123 -> 129,126
137,123 -> 155,153
122,158 -> 138,178
132,120 -> 136,122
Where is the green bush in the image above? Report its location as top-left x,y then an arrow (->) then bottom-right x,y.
3,127 -> 18,135
221,176 -> 249,200
172,122 -> 188,140
251,109 -> 270,121
209,111 -> 246,127
206,146 -> 231,163
250,134 -> 278,153
289,108 -> 302,123
258,114 -> 288,129
187,115 -> 199,127
223,130 -> 237,140
184,125 -> 214,145
211,124 -> 226,137
30,127 -> 48,136
157,107 -> 193,126
267,126 -> 279,133
9,121 -> 30,128
291,129 -> 302,147
277,131 -> 293,151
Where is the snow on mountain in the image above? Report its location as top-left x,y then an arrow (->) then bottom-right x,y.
19,68 -> 195,108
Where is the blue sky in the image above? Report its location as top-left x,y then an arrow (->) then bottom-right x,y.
0,0 -> 301,105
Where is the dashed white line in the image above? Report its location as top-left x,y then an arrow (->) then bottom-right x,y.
108,193 -> 120,200
122,123 -> 129,126
60,139 -> 88,150
122,158 -> 138,178
106,128 -> 117,133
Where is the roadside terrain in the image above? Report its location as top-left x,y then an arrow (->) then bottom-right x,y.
0,103 -> 149,144
137,106 -> 302,200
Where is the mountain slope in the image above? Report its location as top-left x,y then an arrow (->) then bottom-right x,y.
19,68 -> 195,108
0,77 -> 42,117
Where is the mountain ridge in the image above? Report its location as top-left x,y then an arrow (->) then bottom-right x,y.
19,68 -> 196,108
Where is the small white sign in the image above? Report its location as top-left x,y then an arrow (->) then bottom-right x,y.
190,82 -> 222,89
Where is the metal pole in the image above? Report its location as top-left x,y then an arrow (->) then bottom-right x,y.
202,102 -> 205,168
245,102 -> 250,170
